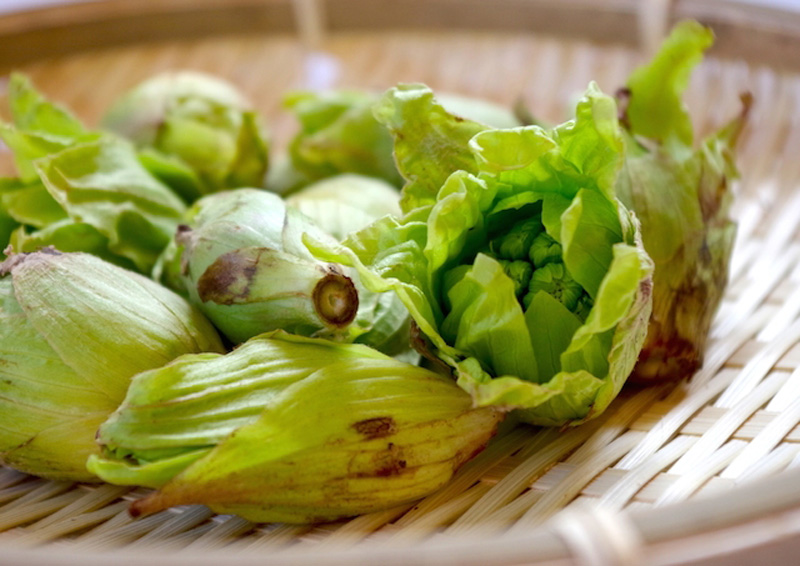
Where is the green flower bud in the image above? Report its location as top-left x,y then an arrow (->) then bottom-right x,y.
177,191 -> 359,344
497,259 -> 533,298
286,174 -> 400,241
524,263 -> 584,312
441,264 -> 472,312
436,92 -> 522,129
0,249 -> 224,481
174,189 -> 409,355
574,293 -> 594,322
285,90 -> 403,187
529,232 -> 562,268
89,332 -> 503,523
102,71 -> 269,197
490,217 -> 542,260
310,83 -> 655,426
615,21 -> 749,383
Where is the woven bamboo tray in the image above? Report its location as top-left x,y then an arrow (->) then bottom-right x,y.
2,1 -> 800,564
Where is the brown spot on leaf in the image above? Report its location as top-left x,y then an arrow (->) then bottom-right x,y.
196,248 -> 267,305
630,334 -> 701,384
615,87 -> 632,130
376,458 -> 407,477
352,417 -> 397,439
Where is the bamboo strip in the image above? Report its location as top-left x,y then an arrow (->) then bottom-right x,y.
580,467 -> 733,504
657,440 -> 748,506
383,483 -> 493,543
596,436 -> 697,511
767,363 -> 800,412
0,482 -> 73,514
688,306 -> 775,391
390,424 -> 533,528
0,482 -> 47,507
27,485 -> 131,531
255,524 -> 315,548
722,394 -> 800,479
16,502 -> 130,545
0,470 -> 29,491
734,443 -> 800,483
618,369 -> 740,470
712,244 -> 800,340
716,317 -> 800,408
549,504 -> 643,566
73,507 -> 137,550
310,504 -> 414,548
670,371 -> 788,475
181,516 -> 255,551
568,386 -> 670,467
446,425 -> 600,534
508,431 -> 646,532
630,401 -> 800,442
0,491 -> 86,532
126,506 -> 215,547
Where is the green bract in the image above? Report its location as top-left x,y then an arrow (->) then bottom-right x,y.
0,204 -> 17,260
156,188 -> 411,356
309,83 -> 653,426
280,89 -> 521,195
102,71 -> 270,200
0,249 -> 224,481
284,90 -> 404,190
615,21 -> 749,381
0,74 -> 188,274
286,173 -> 401,241
88,332 -> 502,523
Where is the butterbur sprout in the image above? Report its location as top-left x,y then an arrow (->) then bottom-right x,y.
157,188 -> 412,357
309,83 -> 653,426
0,248 -> 224,481
286,173 -> 401,241
615,21 -> 750,382
103,71 -> 270,200
89,332 -> 503,523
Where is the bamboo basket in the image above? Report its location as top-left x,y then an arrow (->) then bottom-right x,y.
2,0 -> 800,564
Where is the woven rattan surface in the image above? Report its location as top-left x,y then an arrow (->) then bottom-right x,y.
2,2 -> 800,564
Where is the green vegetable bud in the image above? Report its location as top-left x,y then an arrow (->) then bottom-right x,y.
436,93 -> 522,130
176,190 -> 358,343
0,206 -> 18,259
0,248 -> 224,481
102,71 -> 269,197
574,293 -> 594,322
497,259 -> 533,298
490,217 -> 542,260
615,21 -> 749,383
441,264 -> 472,312
286,174 -> 400,241
311,82 -> 654,426
285,90 -> 403,187
284,90 -> 521,192
174,189 -> 409,355
529,232 -> 562,268
89,332 -> 503,523
524,263 -> 584,311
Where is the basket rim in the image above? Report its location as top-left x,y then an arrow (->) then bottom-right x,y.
1,0 -> 800,70
1,463 -> 799,564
